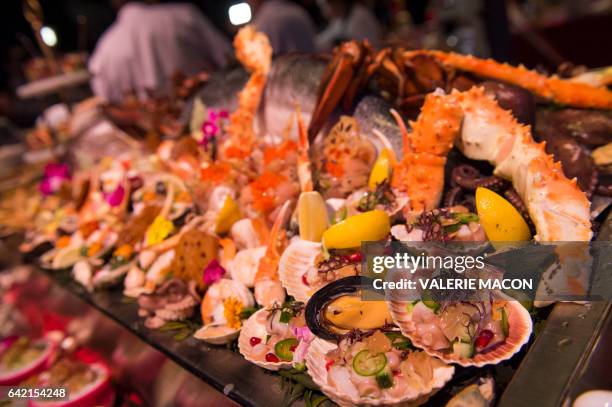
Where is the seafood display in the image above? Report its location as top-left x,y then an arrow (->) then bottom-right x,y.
2,23 -> 611,406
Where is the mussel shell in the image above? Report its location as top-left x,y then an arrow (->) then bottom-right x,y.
305,275 -> 379,340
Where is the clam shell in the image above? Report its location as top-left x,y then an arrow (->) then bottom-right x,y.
278,239 -> 321,302
238,308 -> 293,371
389,300 -> 532,367
306,338 -> 454,406
194,323 -> 240,345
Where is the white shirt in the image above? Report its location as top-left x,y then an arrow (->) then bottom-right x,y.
89,2 -> 231,102
316,4 -> 382,51
253,0 -> 316,54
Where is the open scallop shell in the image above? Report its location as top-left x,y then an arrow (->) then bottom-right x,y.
306,337 -> 455,406
194,323 -> 240,345
238,308 -> 293,371
389,299 -> 532,368
195,278 -> 255,345
278,239 -> 322,302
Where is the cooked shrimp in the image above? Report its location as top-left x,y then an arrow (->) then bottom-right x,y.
403,50 -> 612,109
254,200 -> 291,307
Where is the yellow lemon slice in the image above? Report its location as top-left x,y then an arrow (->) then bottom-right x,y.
216,195 -> 241,234
368,149 -> 393,190
298,191 -> 329,242
322,210 -> 390,249
476,187 -> 531,241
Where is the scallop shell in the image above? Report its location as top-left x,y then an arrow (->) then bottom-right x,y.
194,323 -> 240,345
196,278 -> 255,345
278,239 -> 321,302
389,299 -> 532,367
306,337 -> 455,406
238,308 -> 293,371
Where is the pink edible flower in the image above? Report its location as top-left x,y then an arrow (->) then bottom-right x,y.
203,259 -> 225,285
290,326 -> 314,364
104,184 -> 125,207
208,109 -> 229,122
39,163 -> 71,196
291,326 -> 313,342
199,120 -> 219,150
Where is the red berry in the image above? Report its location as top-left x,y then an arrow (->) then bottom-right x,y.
475,330 -> 494,349
250,337 -> 262,347
348,252 -> 362,262
325,360 -> 334,371
301,274 -> 309,286
265,353 -> 280,363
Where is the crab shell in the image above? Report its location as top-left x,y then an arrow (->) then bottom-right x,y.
306,337 -> 455,407
388,300 -> 532,368
237,308 -> 293,371
278,239 -> 322,302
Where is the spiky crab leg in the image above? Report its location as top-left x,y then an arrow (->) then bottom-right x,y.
404,50 -> 612,109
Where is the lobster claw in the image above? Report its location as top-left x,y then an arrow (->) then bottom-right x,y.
308,41 -> 366,141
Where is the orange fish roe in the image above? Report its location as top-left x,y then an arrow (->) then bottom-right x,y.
142,191 -> 157,202
224,145 -> 250,160
87,241 -> 103,257
263,140 -> 297,165
56,235 -> 71,249
175,190 -> 192,203
200,163 -> 231,184
249,171 -> 287,213
325,161 -> 344,178
113,244 -> 134,259
79,221 -> 99,239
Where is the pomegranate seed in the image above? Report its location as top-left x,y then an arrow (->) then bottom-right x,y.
392,370 -> 401,377
325,360 -> 334,371
249,337 -> 262,347
348,252 -> 362,262
265,353 -> 280,363
290,344 -> 298,352
301,274 -> 309,286
475,330 -> 494,349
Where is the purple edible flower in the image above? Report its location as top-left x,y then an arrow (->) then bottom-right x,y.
199,120 -> 219,150
208,109 -> 229,122
39,163 -> 71,196
104,184 -> 125,207
203,259 -> 226,285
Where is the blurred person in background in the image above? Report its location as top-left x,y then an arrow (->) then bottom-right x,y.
89,0 -> 231,103
315,0 -> 382,51
250,0 -> 317,54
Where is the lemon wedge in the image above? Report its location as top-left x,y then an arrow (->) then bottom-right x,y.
368,149 -> 392,190
216,195 -> 241,234
52,246 -> 82,269
476,187 -> 531,241
298,191 -> 329,242
322,209 -> 390,249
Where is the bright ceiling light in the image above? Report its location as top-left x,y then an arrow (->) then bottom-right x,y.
40,26 -> 58,47
229,2 -> 252,26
